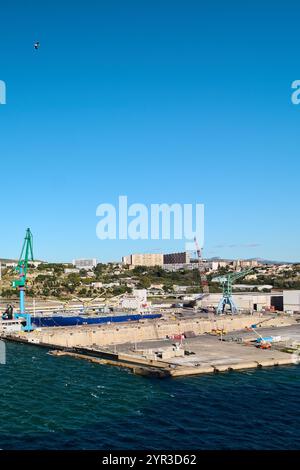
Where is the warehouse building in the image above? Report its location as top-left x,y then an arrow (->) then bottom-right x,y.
200,292 -> 284,312
283,290 -> 300,313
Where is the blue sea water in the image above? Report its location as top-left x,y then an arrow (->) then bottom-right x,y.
0,342 -> 299,450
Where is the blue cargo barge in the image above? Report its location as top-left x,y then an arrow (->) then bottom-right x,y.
31,313 -> 162,328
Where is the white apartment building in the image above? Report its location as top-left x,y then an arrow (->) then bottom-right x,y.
72,258 -> 97,270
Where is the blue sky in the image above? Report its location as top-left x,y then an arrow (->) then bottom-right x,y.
0,0 -> 299,262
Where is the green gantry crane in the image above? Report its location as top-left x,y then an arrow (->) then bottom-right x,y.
12,228 -> 34,331
213,268 -> 253,314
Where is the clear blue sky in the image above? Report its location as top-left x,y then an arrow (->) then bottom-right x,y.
0,0 -> 299,262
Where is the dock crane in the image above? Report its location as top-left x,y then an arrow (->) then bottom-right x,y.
213,268 -> 253,315
71,293 -> 107,314
12,228 -> 34,331
194,237 -> 209,299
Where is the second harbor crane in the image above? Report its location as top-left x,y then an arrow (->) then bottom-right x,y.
213,268 -> 253,314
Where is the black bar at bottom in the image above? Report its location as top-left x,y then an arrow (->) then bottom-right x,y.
0,450 -> 299,465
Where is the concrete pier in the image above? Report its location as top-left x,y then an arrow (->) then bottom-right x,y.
1,315 -> 299,378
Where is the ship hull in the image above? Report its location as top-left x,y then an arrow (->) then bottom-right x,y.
31,313 -> 162,328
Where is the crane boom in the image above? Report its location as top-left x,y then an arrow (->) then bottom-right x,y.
14,228 -> 34,284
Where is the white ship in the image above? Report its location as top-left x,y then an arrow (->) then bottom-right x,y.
0,318 -> 23,334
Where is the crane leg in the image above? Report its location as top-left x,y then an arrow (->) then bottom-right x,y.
19,287 -> 25,314
217,296 -> 238,314
228,297 -> 238,314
